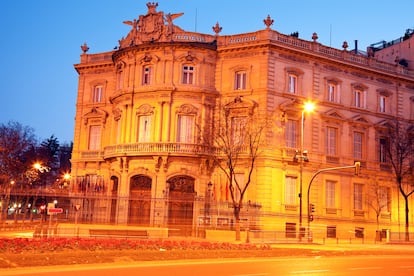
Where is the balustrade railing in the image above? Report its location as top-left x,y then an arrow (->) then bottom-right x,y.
103,142 -> 214,158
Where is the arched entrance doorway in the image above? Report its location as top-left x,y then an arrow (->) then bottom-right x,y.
128,175 -> 151,225
167,175 -> 195,236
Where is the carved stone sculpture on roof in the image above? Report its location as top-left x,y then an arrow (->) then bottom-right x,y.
119,2 -> 185,48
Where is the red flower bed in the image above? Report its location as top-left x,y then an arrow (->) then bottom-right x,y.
0,238 -> 270,253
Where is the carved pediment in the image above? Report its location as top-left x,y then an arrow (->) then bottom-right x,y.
83,107 -> 108,125
177,104 -> 198,115
224,96 -> 257,116
350,115 -> 371,127
136,104 -> 154,115
321,109 -> 345,123
374,120 -> 394,131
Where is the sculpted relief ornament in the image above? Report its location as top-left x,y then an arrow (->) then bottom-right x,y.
120,2 -> 184,48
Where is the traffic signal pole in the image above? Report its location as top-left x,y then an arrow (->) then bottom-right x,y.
306,162 -> 360,242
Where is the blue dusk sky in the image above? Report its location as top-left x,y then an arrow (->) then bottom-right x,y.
1,0 -> 412,144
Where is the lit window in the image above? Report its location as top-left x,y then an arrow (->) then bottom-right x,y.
326,127 -> 337,155
182,65 -> 194,84
235,71 -> 247,90
143,66 -> 152,85
93,85 -> 103,103
285,119 -> 297,148
285,176 -> 297,205
88,125 -> 101,150
288,74 -> 297,94
326,180 -> 336,208
138,115 -> 152,142
177,115 -> 194,143
353,132 -> 363,159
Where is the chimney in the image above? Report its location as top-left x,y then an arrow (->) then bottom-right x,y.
355,40 -> 358,54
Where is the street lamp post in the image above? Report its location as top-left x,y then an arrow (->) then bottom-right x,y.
298,101 -> 315,241
306,162 -> 360,242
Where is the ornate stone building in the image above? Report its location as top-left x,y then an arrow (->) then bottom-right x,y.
71,3 -> 414,240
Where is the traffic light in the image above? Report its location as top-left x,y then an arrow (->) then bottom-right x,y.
39,205 -> 46,214
309,203 -> 315,213
354,161 -> 361,176
309,215 -> 314,222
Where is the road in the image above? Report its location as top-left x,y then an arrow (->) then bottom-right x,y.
3,255 -> 414,276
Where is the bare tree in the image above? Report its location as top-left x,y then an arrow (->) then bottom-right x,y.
383,120 -> 414,241
207,97 -> 270,241
366,177 -> 391,231
0,121 -> 36,221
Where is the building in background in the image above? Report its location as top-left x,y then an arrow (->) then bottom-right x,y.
70,2 -> 414,240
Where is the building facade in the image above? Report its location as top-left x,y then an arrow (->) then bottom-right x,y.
70,3 -> 414,240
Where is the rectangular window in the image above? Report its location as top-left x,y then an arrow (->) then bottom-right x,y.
182,65 -> 194,84
353,132 -> 363,159
285,176 -> 297,205
285,222 -> 296,238
88,125 -> 101,150
355,227 -> 364,238
379,138 -> 387,163
326,127 -> 337,155
143,66 -> 152,85
235,71 -> 247,90
327,226 -> 337,238
285,119 -> 297,148
354,89 -> 365,108
138,115 -> 152,142
327,83 -> 339,103
354,183 -> 363,210
115,120 -> 121,144
93,85 -> 103,103
379,186 -> 390,212
288,74 -> 297,94
117,71 -> 123,90
326,180 -> 336,208
231,116 -> 247,145
379,95 -> 386,112
177,115 -> 194,143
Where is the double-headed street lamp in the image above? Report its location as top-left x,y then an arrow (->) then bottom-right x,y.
298,101 -> 315,241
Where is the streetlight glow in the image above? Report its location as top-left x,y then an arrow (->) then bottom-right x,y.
303,101 -> 315,113
64,173 -> 71,181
